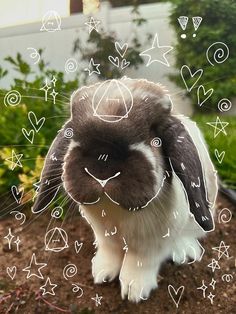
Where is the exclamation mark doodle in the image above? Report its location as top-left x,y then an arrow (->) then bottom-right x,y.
192,16 -> 202,38
178,16 -> 189,39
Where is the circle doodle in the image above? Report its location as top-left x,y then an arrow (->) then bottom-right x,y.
65,58 -> 78,73
63,264 -> 78,280
4,90 -> 22,107
64,128 -> 74,139
222,274 -> 233,283
206,42 -> 229,66
150,137 -> 162,147
218,98 -> 232,112
218,208 -> 232,224
51,206 -> 63,219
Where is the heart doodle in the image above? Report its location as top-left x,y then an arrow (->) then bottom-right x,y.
214,149 -> 225,164
22,128 -> 35,143
7,266 -> 17,280
74,241 -> 83,254
28,111 -> 45,132
115,42 -> 128,58
121,59 -> 130,70
168,284 -> 185,308
181,65 -> 203,92
11,185 -> 24,204
108,56 -> 119,68
197,85 -> 214,106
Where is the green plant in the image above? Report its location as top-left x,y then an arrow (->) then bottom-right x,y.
0,52 -> 79,200
169,0 -> 236,112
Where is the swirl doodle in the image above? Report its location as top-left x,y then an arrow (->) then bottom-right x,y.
72,283 -> 84,298
63,264 -> 77,280
51,206 -> 63,219
4,90 -> 22,107
151,137 -> 162,147
218,98 -> 232,112
64,128 -> 74,139
206,42 -> 229,66
65,58 -> 78,73
218,208 -> 232,224
10,211 -> 26,225
27,47 -> 40,64
222,274 -> 233,283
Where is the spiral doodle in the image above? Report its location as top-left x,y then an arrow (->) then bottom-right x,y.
65,58 -> 78,73
51,206 -> 63,219
27,47 -> 40,64
63,264 -> 77,280
206,42 -> 229,66
222,274 -> 233,283
64,128 -> 74,139
150,137 -> 162,147
72,283 -> 84,298
4,90 -> 22,107
218,208 -> 232,224
218,98 -> 232,112
10,211 -> 26,225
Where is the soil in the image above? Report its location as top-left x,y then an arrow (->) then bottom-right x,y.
0,195 -> 235,314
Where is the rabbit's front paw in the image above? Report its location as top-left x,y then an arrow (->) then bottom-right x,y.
92,247 -> 122,283
172,237 -> 203,264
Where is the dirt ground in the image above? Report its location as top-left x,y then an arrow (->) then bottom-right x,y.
0,194 -> 235,314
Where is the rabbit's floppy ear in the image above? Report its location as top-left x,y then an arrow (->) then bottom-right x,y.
32,125 -> 72,213
160,115 -> 214,232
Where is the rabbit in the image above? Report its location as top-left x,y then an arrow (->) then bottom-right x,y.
32,77 -> 218,302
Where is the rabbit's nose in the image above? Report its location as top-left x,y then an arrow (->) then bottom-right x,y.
84,167 -> 120,187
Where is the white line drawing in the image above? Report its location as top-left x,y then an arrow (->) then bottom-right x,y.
214,149 -> 225,164
137,261 -> 143,267
91,294 -> 103,306
79,92 -> 89,101
209,278 -> 216,290
150,137 -> 162,147
63,264 -> 78,280
139,287 -> 148,301
180,162 -> 186,170
105,226 -> 117,237
92,79 -> 133,123
10,211 -> 26,225
206,42 -> 229,66
162,228 -> 170,238
22,128 -> 35,144
101,209 -> 106,217
40,10 -> 61,32
51,206 -> 63,219
31,185 -> 60,213
50,89 -> 58,104
173,211 -> 179,219
212,241 -> 230,260
4,228 -> 14,249
218,98 -> 232,112
105,230 -> 110,237
192,16 -> 202,37
207,292 -> 215,305
4,90 -> 21,106
72,284 -> 84,298
121,59 -> 130,70
84,167 -> 121,187
64,128 -> 74,139
14,236 -> 21,252
191,177 -> 201,188
218,208 -> 232,224
40,79 -> 51,101
44,227 -> 69,252
22,253 -> 47,279
108,56 -> 119,68
51,76 -> 57,87
84,58 -> 101,76
197,280 -> 207,298
6,266 -> 17,280
178,16 -> 188,38
65,58 -> 78,73
28,111 -> 45,132
40,277 -> 57,295
115,42 -> 128,58
5,150 -> 23,170
84,17 -> 100,34
74,241 -> 83,254
180,65 -> 203,92
177,136 -> 184,143
98,154 -> 109,161
222,274 -> 233,282
168,284 -> 185,308
50,152 -> 57,161
11,185 -> 24,204
206,116 -> 229,138
207,258 -> 220,272
122,237 -> 128,252
27,48 -> 40,64
139,33 -> 173,67
197,85 -> 214,106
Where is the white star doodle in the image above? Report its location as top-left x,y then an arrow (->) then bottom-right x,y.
206,116 -> 229,138
50,89 -> 58,104
40,277 -> 57,295
22,253 -> 47,279
84,58 -> 101,76
85,17 -> 100,34
14,236 -> 21,252
207,292 -> 215,305
91,293 -> 103,306
139,33 -> 173,67
4,228 -> 14,249
40,79 -> 51,101
207,258 -> 220,272
209,278 -> 216,290
212,241 -> 230,260
5,150 -> 23,170
50,75 -> 57,86
197,280 -> 208,298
